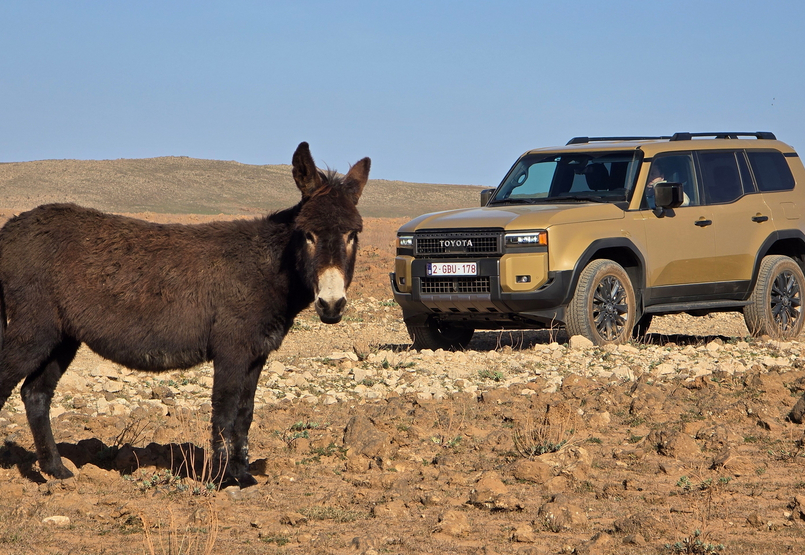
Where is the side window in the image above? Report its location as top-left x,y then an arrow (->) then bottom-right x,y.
643,153 -> 698,208
698,151 -> 749,205
747,150 -> 795,192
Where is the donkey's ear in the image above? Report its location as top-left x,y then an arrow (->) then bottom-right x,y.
342,157 -> 371,204
292,142 -> 323,198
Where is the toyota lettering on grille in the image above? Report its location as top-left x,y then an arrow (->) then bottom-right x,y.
439,239 -> 473,250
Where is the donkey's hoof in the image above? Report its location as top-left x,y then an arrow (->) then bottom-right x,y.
237,473 -> 258,488
221,472 -> 258,489
42,463 -> 75,480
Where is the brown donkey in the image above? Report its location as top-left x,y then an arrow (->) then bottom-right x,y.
0,142 -> 370,487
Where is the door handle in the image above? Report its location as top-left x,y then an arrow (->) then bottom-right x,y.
752,215 -> 769,223
695,219 -> 713,227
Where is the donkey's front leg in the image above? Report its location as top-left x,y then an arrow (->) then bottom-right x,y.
210,355 -> 265,488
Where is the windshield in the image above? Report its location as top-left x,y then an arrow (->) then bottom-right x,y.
490,151 -> 643,204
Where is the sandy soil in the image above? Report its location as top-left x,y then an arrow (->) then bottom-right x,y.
1,216 -> 805,555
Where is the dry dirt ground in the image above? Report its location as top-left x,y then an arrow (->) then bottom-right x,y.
2,216 -> 805,555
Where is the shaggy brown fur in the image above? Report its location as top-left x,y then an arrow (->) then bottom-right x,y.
0,142 -> 370,487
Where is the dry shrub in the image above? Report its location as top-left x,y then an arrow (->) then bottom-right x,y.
513,404 -> 577,458
141,504 -> 219,555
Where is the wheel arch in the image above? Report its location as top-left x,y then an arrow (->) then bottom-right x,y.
750,230 -> 805,294
566,238 -> 647,314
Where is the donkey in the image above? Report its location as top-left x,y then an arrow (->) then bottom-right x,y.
0,142 -> 370,487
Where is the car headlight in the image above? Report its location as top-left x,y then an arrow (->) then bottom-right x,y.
504,231 -> 547,247
397,235 -> 414,248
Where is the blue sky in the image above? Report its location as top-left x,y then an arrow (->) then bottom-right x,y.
1,1 -> 803,186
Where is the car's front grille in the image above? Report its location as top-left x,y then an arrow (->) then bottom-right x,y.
415,230 -> 501,257
421,277 -> 491,294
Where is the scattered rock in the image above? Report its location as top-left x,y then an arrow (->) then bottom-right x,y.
537,495 -> 587,531
512,460 -> 552,484
647,430 -> 700,460
372,500 -> 407,518
568,335 -> 594,350
79,463 -> 118,485
789,393 -> 805,423
468,472 -> 521,510
434,510 -> 470,537
42,515 -> 71,527
343,415 -> 395,461
511,524 -> 538,543
280,512 -> 308,526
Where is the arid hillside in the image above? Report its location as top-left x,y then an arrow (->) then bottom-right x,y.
0,157 -> 485,218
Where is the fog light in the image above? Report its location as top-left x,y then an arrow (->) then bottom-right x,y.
516,275 -> 531,283
399,277 -> 406,285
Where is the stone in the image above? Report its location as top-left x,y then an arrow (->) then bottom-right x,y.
371,500 -> 407,518
42,515 -> 71,526
789,393 -> 805,424
746,512 -> 765,529
587,411 -> 611,428
280,512 -> 308,526
513,460 -> 552,484
434,510 -> 470,537
575,532 -> 615,555
710,447 -> 752,477
612,514 -> 668,541
103,380 -> 123,393
343,415 -> 395,461
468,472 -> 508,508
511,525 -> 538,543
647,430 -> 700,459
568,335 -> 594,349
79,463 -> 118,485
537,496 -> 587,531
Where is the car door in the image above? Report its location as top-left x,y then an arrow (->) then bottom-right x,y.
697,150 -> 773,297
640,152 -> 718,300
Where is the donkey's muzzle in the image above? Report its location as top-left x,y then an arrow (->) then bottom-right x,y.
315,297 -> 347,324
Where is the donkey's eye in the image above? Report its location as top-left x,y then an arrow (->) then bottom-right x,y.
305,232 -> 316,244
346,232 -> 358,244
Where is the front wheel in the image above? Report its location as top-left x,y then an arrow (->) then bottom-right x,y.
565,259 -> 636,345
744,255 -> 805,339
406,320 -> 474,351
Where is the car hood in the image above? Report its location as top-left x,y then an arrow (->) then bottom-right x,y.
398,203 -> 625,232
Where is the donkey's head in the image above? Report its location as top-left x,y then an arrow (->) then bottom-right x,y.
292,142 -> 370,324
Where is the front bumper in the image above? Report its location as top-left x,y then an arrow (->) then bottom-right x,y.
390,266 -> 574,329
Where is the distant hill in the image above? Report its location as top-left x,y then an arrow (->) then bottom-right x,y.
0,157 -> 485,218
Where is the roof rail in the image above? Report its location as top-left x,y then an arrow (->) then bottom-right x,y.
670,131 -> 777,141
567,136 -> 671,145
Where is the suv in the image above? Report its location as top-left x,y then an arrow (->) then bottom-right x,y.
391,132 -> 805,348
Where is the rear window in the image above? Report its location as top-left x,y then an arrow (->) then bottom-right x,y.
747,150 -> 795,192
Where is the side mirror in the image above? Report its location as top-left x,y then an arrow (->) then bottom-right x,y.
480,188 -> 495,206
654,182 -> 684,209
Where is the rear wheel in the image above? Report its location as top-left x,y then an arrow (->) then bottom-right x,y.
406,320 -> 474,351
744,255 -> 805,339
566,259 -> 636,345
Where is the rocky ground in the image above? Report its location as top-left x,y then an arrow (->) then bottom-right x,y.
2,225 -> 805,554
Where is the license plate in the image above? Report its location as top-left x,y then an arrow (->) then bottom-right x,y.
427,262 -> 478,276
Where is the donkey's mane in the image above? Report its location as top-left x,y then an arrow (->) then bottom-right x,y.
308,168 -> 344,199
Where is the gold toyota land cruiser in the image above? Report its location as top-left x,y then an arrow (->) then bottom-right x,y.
391,132 -> 805,348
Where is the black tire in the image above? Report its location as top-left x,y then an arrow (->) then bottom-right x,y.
743,255 -> 805,339
632,313 -> 653,339
565,259 -> 636,345
406,320 -> 474,351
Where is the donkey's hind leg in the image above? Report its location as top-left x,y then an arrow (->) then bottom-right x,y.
229,355 -> 267,488
20,338 -> 81,479
210,354 -> 266,488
